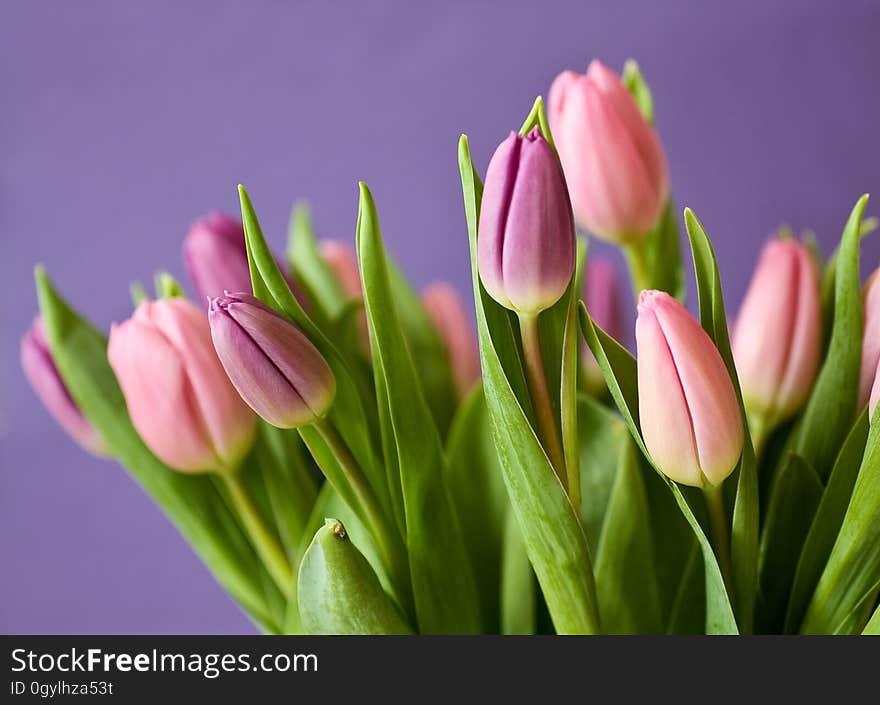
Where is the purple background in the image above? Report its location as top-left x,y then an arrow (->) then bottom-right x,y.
2,0 -> 879,634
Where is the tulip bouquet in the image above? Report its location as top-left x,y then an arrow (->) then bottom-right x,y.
22,60 -> 880,635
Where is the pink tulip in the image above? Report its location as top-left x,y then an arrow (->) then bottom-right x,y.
108,298 -> 256,473
549,60 -> 669,244
732,238 -> 821,427
320,240 -> 363,300
21,316 -> 110,457
421,282 -> 481,398
637,291 -> 743,487
581,258 -> 624,392
477,128 -> 576,315
859,267 -> 880,409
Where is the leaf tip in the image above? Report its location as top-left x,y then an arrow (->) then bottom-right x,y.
323,517 -> 347,539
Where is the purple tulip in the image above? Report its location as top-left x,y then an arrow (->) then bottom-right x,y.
183,212 -> 253,302
209,293 -> 336,428
477,128 -> 576,315
21,317 -> 110,457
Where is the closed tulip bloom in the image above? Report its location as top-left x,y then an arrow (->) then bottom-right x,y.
549,60 -> 669,244
637,290 -> 743,488
209,293 -> 336,428
320,240 -> 363,300
732,239 -> 821,428
183,212 -> 252,301
421,282 -> 481,398
858,268 -> 880,409
477,128 -> 576,315
582,258 -> 624,392
108,298 -> 256,473
21,317 -> 110,457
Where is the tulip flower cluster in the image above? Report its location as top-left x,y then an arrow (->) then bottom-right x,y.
22,58 -> 880,636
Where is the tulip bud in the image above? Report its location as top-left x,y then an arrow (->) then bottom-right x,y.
477,127 -> 576,315
421,282 -> 481,398
108,298 -> 256,472
548,60 -> 669,244
636,290 -> 743,488
21,317 -> 110,457
319,240 -> 363,300
209,292 -> 336,428
183,212 -> 252,301
858,267 -> 880,409
581,258 -> 624,393
732,238 -> 821,429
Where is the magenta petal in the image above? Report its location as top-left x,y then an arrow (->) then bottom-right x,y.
477,129 -> 575,314
209,294 -> 335,429
21,317 -> 109,457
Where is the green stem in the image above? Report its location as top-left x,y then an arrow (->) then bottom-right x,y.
747,412 -> 770,463
223,473 -> 293,595
314,419 -> 414,617
623,240 -> 651,301
703,483 -> 733,593
518,312 -> 566,487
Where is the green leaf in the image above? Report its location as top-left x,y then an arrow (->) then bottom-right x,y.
298,519 -> 413,635
129,281 -> 148,306
863,599 -> 880,634
755,454 -> 823,632
595,438 -> 663,633
684,208 -> 758,633
791,195 -> 868,480
801,406 -> 880,633
785,410 -> 869,632
253,422 -> 319,563
645,199 -> 685,301
518,95 -> 555,149
834,580 -> 880,634
579,305 -> 738,633
35,267 -> 281,633
284,481 -> 388,634
641,454 -> 700,627
578,394 -> 627,556
500,508 -> 536,634
460,134 -> 600,634
286,203 -> 349,322
560,243 -> 584,510
153,271 -> 186,299
622,59 -> 654,124
357,181 -> 481,634
665,541 -> 705,633
445,385 -> 508,632
386,258 -> 458,437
